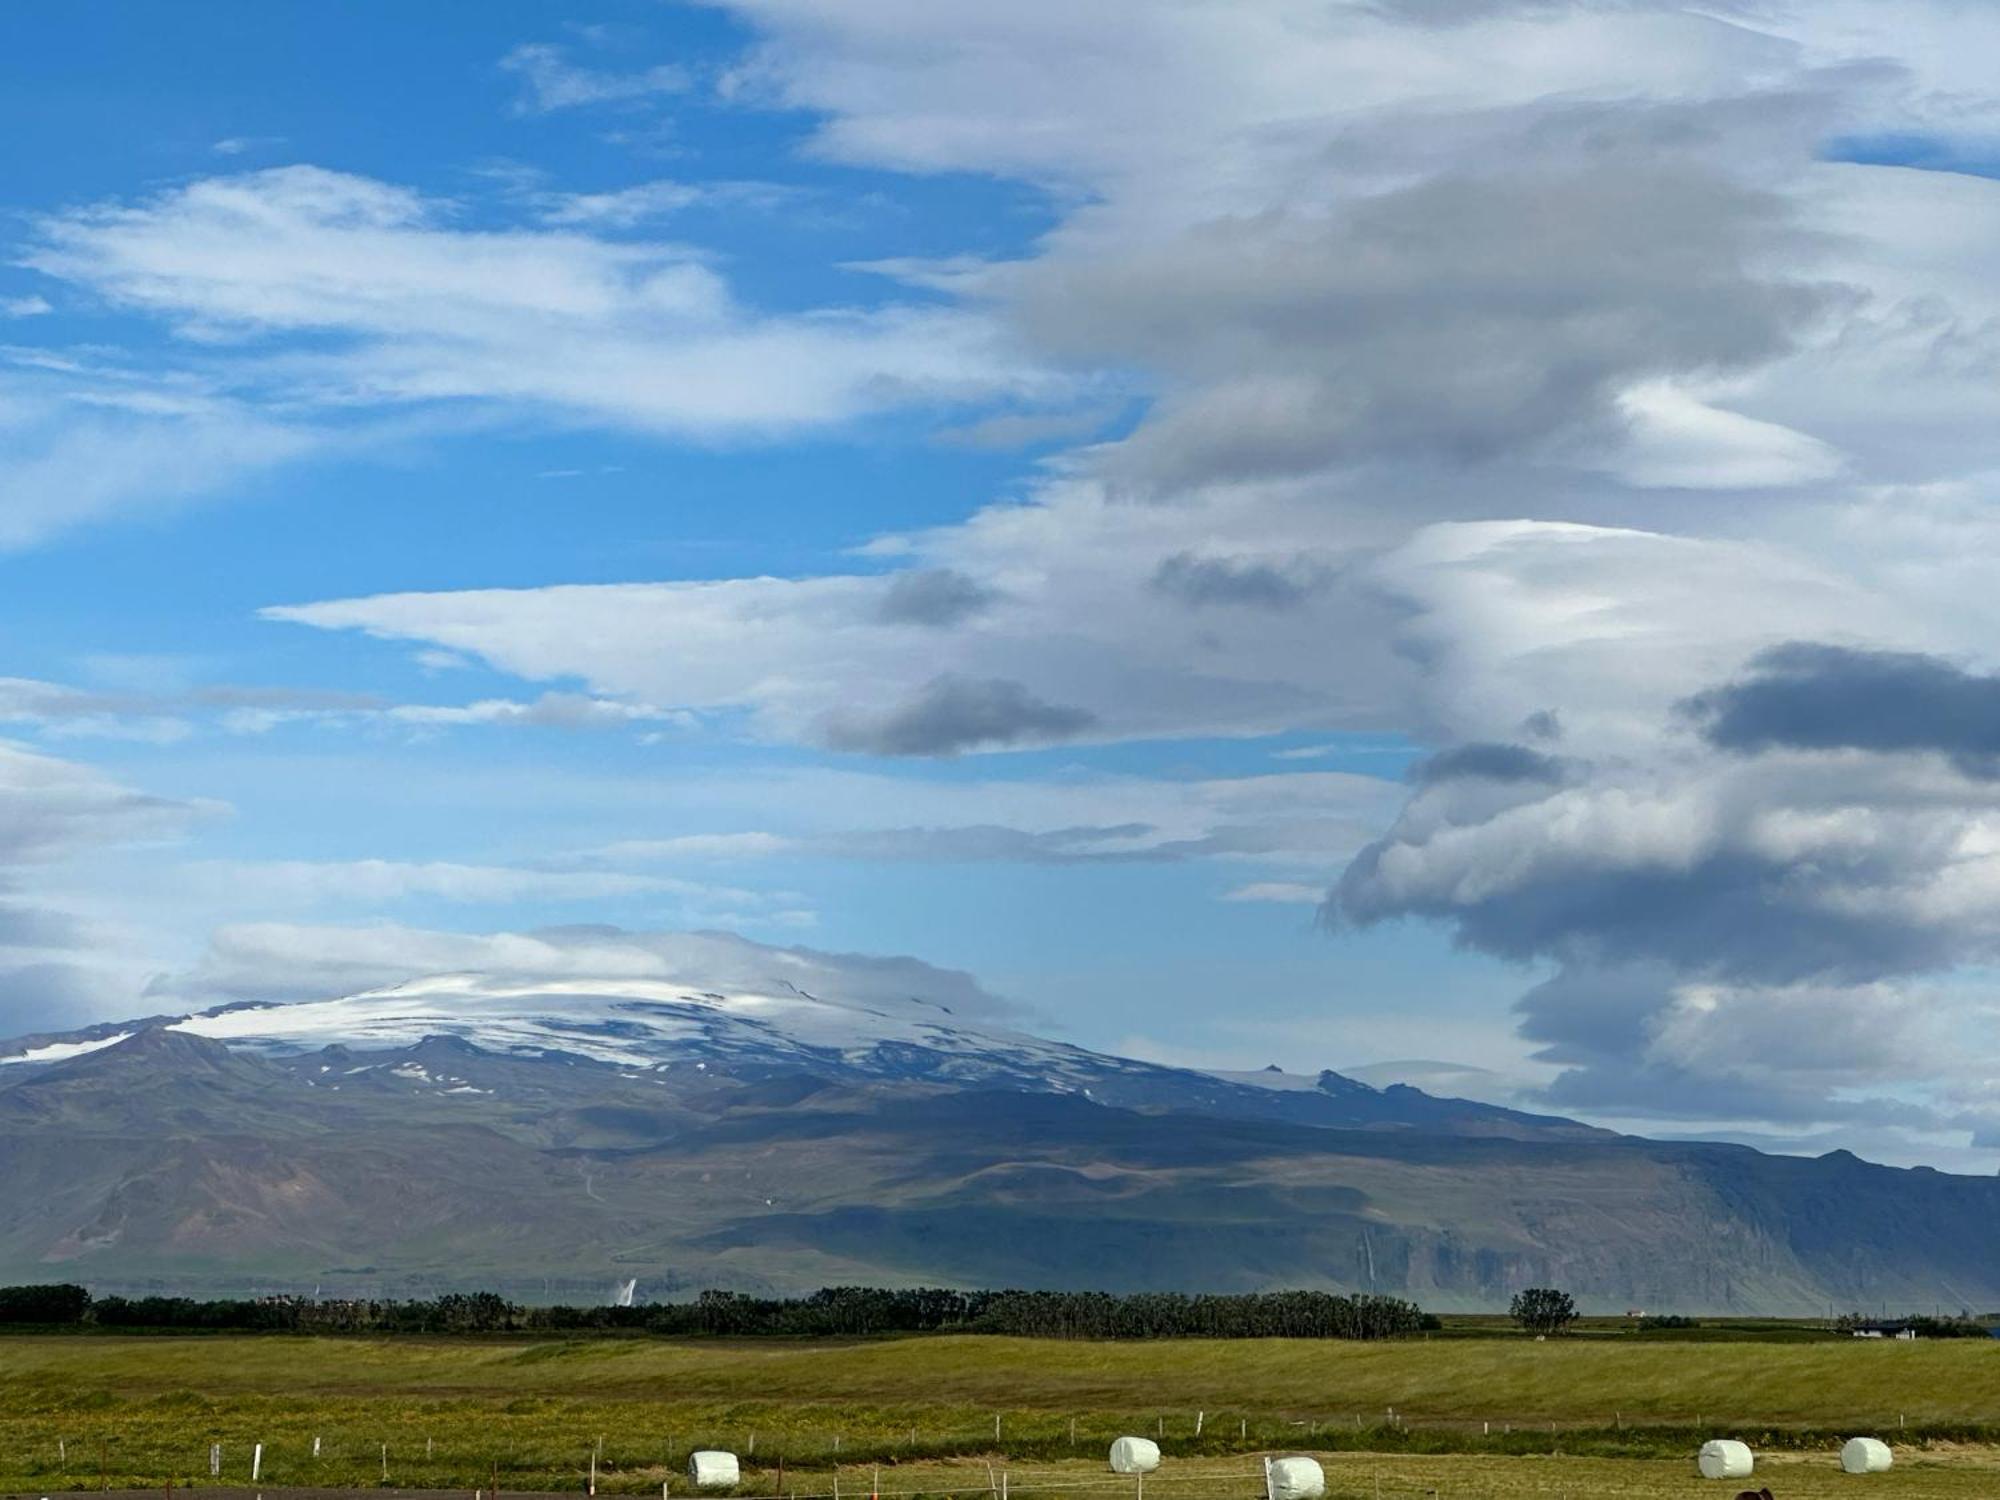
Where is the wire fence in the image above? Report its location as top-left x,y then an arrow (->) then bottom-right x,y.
1,1408 -> 1964,1496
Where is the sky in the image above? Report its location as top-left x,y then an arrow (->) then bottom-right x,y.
6,1 -> 2000,1170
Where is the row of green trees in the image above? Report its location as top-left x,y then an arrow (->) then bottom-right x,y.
0,1283 -> 1433,1339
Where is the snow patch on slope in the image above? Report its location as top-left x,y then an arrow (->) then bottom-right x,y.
164,971 -> 1100,1082
0,1032 -> 132,1067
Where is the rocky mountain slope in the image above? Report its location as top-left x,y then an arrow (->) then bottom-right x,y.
0,976 -> 1993,1313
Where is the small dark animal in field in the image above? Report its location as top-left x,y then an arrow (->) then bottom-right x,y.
1733,1488 -> 1773,1500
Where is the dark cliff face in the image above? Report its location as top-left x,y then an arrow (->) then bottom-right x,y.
0,1024 -> 1993,1312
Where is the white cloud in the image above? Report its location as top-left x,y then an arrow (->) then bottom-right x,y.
499,41 -> 690,114
1220,881 -> 1324,905
536,179 -> 707,226
1600,380 -> 1846,490
0,739 -> 215,865
571,764 -> 1401,870
0,741 -> 222,1039
384,693 -> 693,732
536,178 -> 797,228
160,922 -> 1016,1021
22,165 -> 1057,444
180,858 -> 787,910
262,472 -> 1418,751
0,673 -> 679,743
0,363 -> 319,550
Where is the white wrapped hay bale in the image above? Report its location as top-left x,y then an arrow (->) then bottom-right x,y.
688,1450 -> 740,1489
1264,1455 -> 1326,1500
1697,1440 -> 1754,1480
1841,1438 -> 1893,1474
1110,1437 -> 1162,1474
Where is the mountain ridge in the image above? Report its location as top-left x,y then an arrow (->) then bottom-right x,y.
0,978 -> 1994,1313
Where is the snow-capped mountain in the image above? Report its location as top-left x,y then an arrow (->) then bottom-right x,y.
179,973 -> 1097,1081
0,937 -> 1593,1137
3,961 -> 1998,1313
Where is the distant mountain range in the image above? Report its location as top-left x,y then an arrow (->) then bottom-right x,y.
2,972 -> 1996,1313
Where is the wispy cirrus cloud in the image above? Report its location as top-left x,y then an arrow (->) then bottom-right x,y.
0,673 -> 685,743
0,360 -> 319,551
498,42 -> 690,115
19,165 -> 1058,451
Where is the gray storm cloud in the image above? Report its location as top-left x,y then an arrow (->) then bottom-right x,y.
1149,552 -> 1327,611
1015,112 -> 1836,491
874,568 -> 1000,628
821,674 -> 1098,756
1688,642 -> 2000,777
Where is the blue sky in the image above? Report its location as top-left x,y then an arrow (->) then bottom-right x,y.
8,0 -> 2000,1168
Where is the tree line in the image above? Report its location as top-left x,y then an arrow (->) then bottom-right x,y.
0,1282 -> 1433,1339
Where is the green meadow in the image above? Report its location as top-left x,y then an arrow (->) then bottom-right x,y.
1,1335 -> 1995,1494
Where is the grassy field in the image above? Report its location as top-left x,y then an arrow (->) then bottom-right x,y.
1,1335 -> 1995,1495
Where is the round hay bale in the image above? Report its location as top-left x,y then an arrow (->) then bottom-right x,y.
1697,1440 -> 1754,1480
688,1451 -> 740,1489
1265,1455 -> 1326,1500
1841,1438 -> 1893,1474
1109,1437 -> 1161,1474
